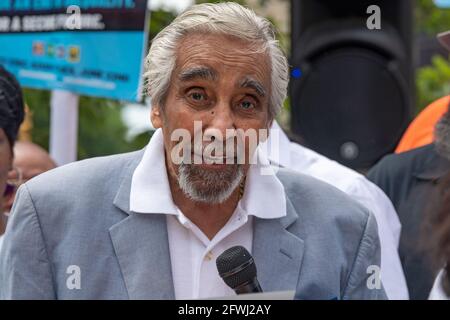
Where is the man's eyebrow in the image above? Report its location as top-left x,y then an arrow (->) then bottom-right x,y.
178,66 -> 218,82
238,77 -> 266,97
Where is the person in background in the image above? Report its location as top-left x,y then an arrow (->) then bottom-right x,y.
428,173 -> 450,300
396,31 -> 450,155
262,121 -> 408,299
2,141 -> 57,216
0,141 -> 57,250
0,65 -> 25,251
395,95 -> 449,154
367,30 -> 450,300
428,70 -> 450,299
368,107 -> 450,300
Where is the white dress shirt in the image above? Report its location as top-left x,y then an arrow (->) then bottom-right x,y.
429,269 -> 449,300
130,128 -> 286,299
260,121 -> 409,300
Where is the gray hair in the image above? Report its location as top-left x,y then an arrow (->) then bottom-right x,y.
143,2 -> 289,119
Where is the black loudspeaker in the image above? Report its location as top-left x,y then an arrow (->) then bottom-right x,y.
290,0 -> 414,170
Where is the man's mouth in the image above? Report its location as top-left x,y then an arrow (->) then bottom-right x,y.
192,152 -> 237,165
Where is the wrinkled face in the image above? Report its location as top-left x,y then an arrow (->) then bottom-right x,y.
0,129 -> 12,212
151,33 -> 272,204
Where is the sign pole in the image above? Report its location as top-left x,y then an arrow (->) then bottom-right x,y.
50,90 -> 79,166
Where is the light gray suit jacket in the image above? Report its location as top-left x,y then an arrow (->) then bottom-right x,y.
0,150 -> 387,300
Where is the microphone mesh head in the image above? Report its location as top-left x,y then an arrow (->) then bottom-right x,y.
216,246 -> 257,289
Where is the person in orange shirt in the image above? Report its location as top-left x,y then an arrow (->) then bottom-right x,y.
396,95 -> 450,154
396,31 -> 450,154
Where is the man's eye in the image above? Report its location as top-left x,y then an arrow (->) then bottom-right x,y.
239,100 -> 255,110
188,91 -> 206,101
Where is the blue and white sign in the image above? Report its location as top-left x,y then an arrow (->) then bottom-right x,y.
0,0 -> 149,101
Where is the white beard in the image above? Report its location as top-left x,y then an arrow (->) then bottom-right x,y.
177,163 -> 244,204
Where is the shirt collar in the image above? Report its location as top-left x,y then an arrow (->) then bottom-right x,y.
130,128 -> 286,220
130,128 -> 178,215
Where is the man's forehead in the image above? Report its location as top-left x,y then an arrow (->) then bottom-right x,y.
177,64 -> 267,97
177,32 -> 264,52
175,33 -> 270,72
175,54 -> 270,88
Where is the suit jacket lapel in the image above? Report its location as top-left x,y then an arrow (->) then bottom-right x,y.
110,151 -> 175,299
109,214 -> 175,299
253,196 -> 305,293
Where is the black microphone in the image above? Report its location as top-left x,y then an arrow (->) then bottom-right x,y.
216,246 -> 263,294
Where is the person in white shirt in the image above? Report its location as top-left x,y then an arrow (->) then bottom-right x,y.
261,121 -> 409,299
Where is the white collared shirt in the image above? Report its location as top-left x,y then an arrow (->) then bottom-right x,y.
130,129 -> 286,299
261,121 -> 409,300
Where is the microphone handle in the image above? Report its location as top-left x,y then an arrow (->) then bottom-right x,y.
234,278 -> 263,294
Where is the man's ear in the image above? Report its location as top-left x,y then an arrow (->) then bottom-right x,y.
151,105 -> 163,129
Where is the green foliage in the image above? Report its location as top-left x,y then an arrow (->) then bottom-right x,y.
416,0 -> 450,35
415,1 -> 450,112
416,54 -> 450,110
149,8 -> 177,42
77,97 -> 132,159
23,88 -> 51,150
22,90 -> 147,160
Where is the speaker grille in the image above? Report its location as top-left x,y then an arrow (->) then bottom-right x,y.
291,46 -> 409,169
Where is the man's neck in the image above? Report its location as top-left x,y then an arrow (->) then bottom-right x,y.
168,176 -> 240,240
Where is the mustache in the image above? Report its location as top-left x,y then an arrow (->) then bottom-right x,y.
183,140 -> 242,158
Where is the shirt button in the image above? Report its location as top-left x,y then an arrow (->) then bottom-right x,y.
205,251 -> 213,261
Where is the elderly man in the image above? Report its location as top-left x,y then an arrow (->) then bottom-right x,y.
0,3 -> 386,300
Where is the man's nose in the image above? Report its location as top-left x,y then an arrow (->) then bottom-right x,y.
206,103 -> 235,141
